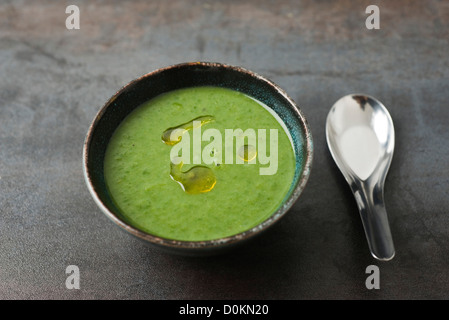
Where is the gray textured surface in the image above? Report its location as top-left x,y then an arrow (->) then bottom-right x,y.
1,0 -> 449,299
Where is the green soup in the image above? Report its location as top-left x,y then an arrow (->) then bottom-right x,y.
104,86 -> 296,241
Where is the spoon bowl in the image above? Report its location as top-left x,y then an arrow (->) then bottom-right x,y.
326,94 -> 395,261
83,62 -> 313,256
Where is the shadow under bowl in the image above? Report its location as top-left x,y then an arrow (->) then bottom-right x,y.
83,62 -> 313,256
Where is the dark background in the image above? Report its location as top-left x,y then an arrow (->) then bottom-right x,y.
1,0 -> 448,299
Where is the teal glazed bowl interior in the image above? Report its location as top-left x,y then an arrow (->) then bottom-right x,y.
83,62 -> 313,255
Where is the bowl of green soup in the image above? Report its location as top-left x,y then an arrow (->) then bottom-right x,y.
83,62 -> 313,255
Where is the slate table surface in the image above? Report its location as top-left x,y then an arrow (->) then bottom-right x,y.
1,0 -> 448,299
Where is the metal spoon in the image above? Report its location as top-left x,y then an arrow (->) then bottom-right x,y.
326,94 -> 395,261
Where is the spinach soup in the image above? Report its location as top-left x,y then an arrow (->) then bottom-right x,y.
104,86 -> 297,241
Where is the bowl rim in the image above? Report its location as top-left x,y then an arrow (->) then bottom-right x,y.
83,61 -> 313,251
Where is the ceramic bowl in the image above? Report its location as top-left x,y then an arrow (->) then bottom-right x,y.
83,62 -> 313,255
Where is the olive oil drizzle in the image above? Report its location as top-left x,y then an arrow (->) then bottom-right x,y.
162,116 -> 217,194
161,115 -> 214,146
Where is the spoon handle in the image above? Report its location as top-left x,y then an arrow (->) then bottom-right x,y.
353,183 -> 395,261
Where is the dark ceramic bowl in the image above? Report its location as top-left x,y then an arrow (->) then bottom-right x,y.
83,62 -> 313,256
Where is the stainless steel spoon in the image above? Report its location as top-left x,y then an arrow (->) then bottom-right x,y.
326,94 -> 395,261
